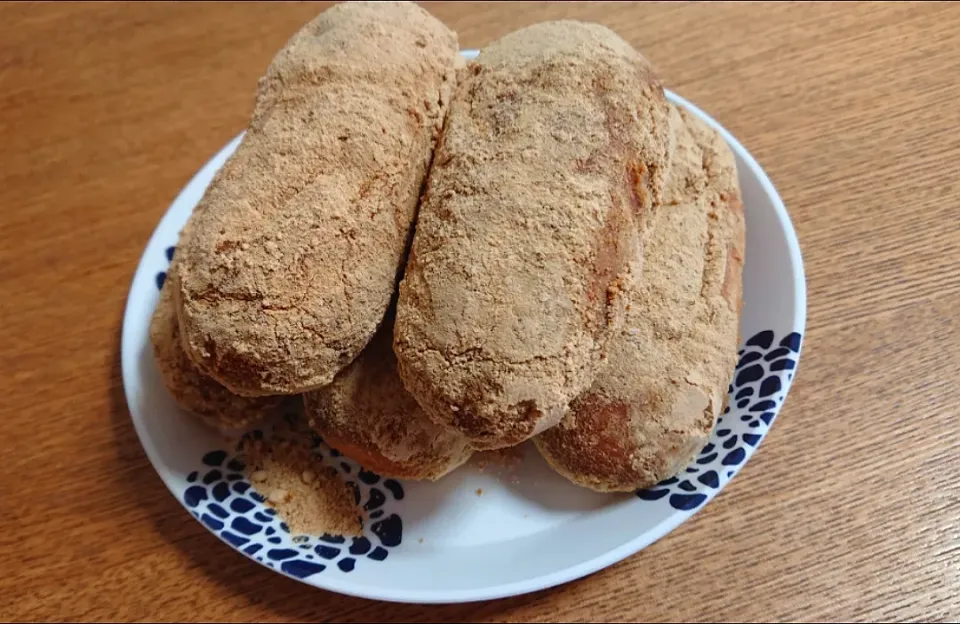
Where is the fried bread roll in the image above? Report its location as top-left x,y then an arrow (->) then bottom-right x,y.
395,21 -> 673,449
173,1 -> 460,396
534,106 -> 745,492
150,264 -> 295,432
305,317 -> 473,481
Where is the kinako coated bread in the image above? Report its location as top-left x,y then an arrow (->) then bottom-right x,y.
304,315 -> 473,481
534,105 -> 746,492
394,21 -> 673,450
150,262 -> 296,432
172,1 -> 460,396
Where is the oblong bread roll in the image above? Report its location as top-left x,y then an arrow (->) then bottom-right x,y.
534,105 -> 746,492
304,317 -> 472,481
394,21 -> 673,450
150,263 -> 295,432
173,1 -> 460,396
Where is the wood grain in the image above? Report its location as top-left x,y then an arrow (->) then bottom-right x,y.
1,1 -> 958,621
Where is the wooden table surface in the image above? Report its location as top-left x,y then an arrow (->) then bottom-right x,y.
2,1 -> 958,621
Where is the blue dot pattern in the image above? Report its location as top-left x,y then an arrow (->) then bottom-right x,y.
179,420 -> 405,581
636,329 -> 802,511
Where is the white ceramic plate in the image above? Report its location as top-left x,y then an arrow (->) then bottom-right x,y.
121,49 -> 806,604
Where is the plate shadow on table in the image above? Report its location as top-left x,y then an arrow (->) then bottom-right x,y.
105,318 -> 565,621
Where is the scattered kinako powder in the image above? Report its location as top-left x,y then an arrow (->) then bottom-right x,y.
473,443 -> 525,487
241,423 -> 362,538
474,444 -> 524,472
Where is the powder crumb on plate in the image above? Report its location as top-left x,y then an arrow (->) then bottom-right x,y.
473,443 -> 525,474
492,443 -> 525,467
241,423 -> 361,538
476,488 -> 483,496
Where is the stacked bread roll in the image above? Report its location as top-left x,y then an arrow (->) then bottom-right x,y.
150,1 -> 745,490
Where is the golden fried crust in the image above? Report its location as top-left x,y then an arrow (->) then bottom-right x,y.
150,264 -> 295,432
394,21 -> 673,450
535,105 -> 745,492
304,319 -> 472,481
173,1 -> 460,396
